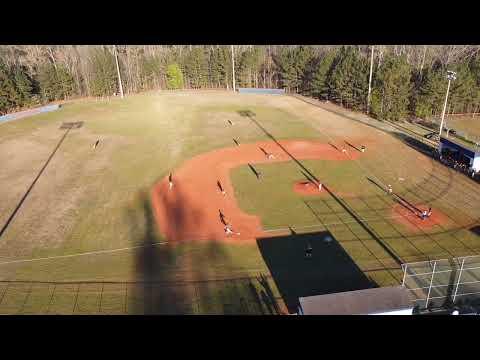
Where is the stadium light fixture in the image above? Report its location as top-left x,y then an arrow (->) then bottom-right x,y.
438,70 -> 457,142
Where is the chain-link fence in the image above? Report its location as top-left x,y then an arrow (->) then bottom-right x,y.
0,274 -> 285,315
402,255 -> 480,310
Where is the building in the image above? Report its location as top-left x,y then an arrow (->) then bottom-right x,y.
297,286 -> 414,315
439,136 -> 480,172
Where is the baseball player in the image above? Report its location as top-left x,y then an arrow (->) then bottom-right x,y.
217,180 -> 226,195
420,210 -> 428,220
224,224 -> 240,236
305,243 -> 313,258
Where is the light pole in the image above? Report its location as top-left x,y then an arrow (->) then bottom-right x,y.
113,45 -> 124,98
231,45 -> 236,92
438,70 -> 456,141
367,45 -> 374,114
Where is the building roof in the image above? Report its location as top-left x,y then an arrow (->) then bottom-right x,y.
298,286 -> 413,315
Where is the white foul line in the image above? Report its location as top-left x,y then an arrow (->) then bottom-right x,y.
0,241 -> 168,266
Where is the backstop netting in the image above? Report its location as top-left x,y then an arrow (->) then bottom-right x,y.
402,255 -> 480,309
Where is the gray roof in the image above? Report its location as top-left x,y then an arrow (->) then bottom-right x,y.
299,286 -> 413,315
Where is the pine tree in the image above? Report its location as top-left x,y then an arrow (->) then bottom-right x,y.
89,48 -> 117,97
414,63 -> 447,119
294,46 -> 315,94
166,63 -> 184,89
370,55 -> 412,121
184,47 -> 209,88
209,47 -> 226,88
0,61 -> 17,114
469,55 -> 480,114
140,55 -> 162,90
56,65 -> 75,100
449,62 -> 477,113
311,49 -> 337,100
13,66 -> 33,106
328,47 -> 368,110
38,63 -> 58,101
274,47 -> 297,92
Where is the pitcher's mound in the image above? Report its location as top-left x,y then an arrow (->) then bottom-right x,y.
293,181 -> 323,196
292,181 -> 354,198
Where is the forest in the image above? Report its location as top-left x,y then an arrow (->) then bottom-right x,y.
1,45 -> 480,122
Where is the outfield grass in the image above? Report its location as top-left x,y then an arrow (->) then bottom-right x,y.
0,90 -> 479,314
442,115 -> 480,139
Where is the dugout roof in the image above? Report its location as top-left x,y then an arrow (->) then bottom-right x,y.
298,286 -> 413,315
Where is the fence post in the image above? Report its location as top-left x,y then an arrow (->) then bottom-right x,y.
425,260 -> 437,309
452,258 -> 466,304
402,264 -> 408,286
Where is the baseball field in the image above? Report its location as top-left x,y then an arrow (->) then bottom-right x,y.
1,90 -> 479,314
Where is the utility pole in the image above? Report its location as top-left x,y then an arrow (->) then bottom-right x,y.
367,45 -> 374,114
231,45 -> 236,92
419,45 -> 427,81
114,45 -> 124,98
438,71 -> 457,141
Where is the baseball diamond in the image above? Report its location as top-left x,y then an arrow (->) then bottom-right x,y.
1,90 -> 479,315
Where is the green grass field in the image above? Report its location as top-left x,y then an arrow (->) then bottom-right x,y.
443,115 -> 480,139
1,90 -> 479,314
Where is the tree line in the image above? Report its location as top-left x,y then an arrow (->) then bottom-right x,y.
1,45 -> 480,122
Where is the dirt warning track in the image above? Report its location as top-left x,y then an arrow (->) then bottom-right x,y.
151,140 -> 359,244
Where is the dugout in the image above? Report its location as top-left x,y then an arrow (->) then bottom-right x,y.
297,286 -> 414,315
438,137 -> 480,171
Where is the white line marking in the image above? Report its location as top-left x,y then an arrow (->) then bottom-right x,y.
0,242 -> 168,266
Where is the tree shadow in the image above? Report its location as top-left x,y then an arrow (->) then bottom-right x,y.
256,231 -> 376,313
391,132 -> 436,158
188,241 -> 276,315
128,191 -> 190,314
141,175 -> 284,314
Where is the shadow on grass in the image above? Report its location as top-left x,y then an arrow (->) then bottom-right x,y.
471,226 -> 480,236
128,191 -> 188,314
256,231 -> 376,313
247,163 -> 261,179
0,128 -> 71,239
240,108 -> 403,275
391,132 -> 435,157
128,189 -> 279,314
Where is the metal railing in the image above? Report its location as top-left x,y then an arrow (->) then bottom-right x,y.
401,255 -> 480,309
